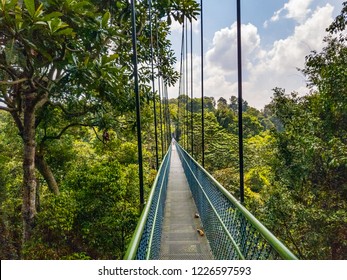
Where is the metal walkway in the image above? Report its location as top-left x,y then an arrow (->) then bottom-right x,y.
124,141 -> 298,260
159,144 -> 213,259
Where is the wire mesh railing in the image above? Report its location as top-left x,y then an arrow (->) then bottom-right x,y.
176,143 -> 298,260
124,144 -> 172,260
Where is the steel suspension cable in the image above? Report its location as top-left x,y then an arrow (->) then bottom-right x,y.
130,0 -> 144,208
162,78 -> 167,150
161,76 -> 167,152
162,79 -> 170,150
181,20 -> 186,148
178,22 -> 185,142
237,0 -> 244,204
158,75 -> 164,158
185,16 -> 189,151
200,0 -> 205,167
155,18 -> 164,158
190,19 -> 194,157
148,0 -> 159,170
165,84 -> 172,142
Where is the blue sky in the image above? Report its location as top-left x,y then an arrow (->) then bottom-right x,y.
167,0 -> 344,109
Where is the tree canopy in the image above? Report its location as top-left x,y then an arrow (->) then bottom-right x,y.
1,0 -> 347,260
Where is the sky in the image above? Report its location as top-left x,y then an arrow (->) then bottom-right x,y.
167,0 -> 344,109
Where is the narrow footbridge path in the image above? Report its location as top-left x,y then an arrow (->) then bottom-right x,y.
159,144 -> 213,259
124,141 -> 298,260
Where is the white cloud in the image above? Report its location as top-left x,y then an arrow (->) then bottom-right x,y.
206,23 -> 260,74
170,4 -> 334,109
284,0 -> 314,21
169,3 -> 336,109
246,4 -> 335,107
265,0 -> 314,26
168,23 -> 261,102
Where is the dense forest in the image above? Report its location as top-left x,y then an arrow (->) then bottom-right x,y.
1,0 -> 347,260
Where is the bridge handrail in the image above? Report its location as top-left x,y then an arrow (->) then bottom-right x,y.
176,143 -> 298,260
124,144 -> 172,260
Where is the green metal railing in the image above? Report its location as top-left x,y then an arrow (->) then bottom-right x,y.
176,143 -> 298,260
124,141 -> 297,260
124,144 -> 172,260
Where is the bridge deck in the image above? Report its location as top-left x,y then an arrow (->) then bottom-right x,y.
159,143 -> 213,259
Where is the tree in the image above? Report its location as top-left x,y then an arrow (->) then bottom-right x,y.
217,97 -> 227,109
264,85 -> 347,259
0,0 -> 200,249
229,95 -> 248,112
302,3 -> 347,140
239,4 -> 347,258
0,0 -> 120,243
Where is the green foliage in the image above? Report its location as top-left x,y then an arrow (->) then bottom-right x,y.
116,142 -> 139,165
264,85 -> 347,259
169,6 -> 347,257
38,191 -> 77,233
0,113 -> 23,259
67,159 -> 137,259
2,0 -> 347,262
21,135 -> 148,259
0,0 -> 200,259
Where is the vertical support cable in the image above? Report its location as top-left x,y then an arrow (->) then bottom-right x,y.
158,76 -> 164,158
160,77 -> 166,151
178,23 -> 185,142
190,20 -> 194,157
165,85 -> 172,142
182,20 -> 186,149
200,0 -> 205,167
155,18 -> 164,159
148,0 -> 159,170
163,81 -> 170,150
237,0 -> 244,204
161,77 -> 167,152
131,0 -> 144,208
185,16 -> 189,151
163,79 -> 167,150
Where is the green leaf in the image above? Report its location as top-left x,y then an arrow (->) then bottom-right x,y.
24,0 -> 35,17
73,1 -> 92,11
41,11 -> 63,21
54,28 -> 74,36
116,1 -> 123,9
14,5 -> 23,30
33,3 -> 44,20
103,53 -> 119,64
33,21 -> 47,26
102,11 -> 110,28
83,55 -> 90,67
108,53 -> 119,62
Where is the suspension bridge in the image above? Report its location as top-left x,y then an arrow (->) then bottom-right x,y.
124,140 -> 297,260
125,0 -> 298,260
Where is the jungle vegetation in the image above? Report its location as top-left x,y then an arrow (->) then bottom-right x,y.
0,0 -> 346,259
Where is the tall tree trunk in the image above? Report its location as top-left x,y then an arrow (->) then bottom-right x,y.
11,101 -> 59,195
22,94 -> 37,243
35,154 -> 59,195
